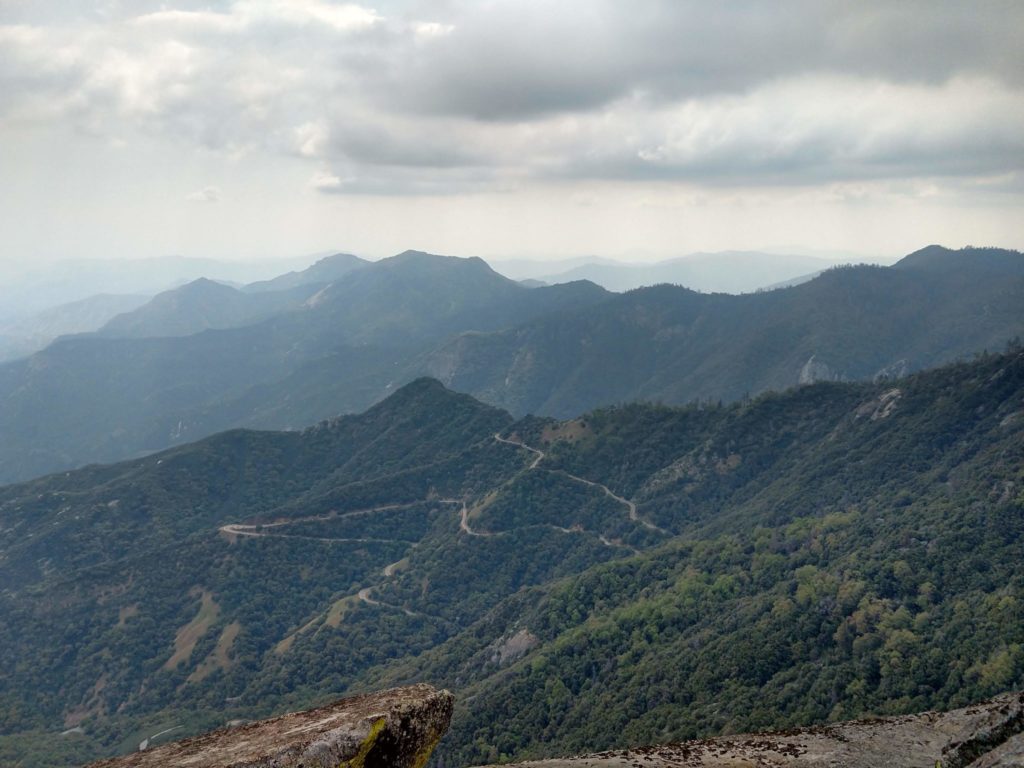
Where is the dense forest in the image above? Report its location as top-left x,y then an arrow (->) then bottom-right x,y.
0,347 -> 1022,766
1,246 -> 1022,486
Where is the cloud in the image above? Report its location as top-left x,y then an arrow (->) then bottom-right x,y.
1,1 -> 1022,195
544,76 -> 1024,185
368,1 -> 1024,121
186,185 -> 222,202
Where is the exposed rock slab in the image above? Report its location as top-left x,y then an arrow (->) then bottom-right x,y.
87,684 -> 453,768
482,691 -> 1023,768
967,732 -> 1024,767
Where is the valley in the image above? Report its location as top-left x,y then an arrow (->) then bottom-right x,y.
5,6 -> 1022,766
0,246 -> 1021,486
1,348 -> 1021,766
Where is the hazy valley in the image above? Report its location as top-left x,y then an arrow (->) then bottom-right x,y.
0,246 -> 1021,486
4,4 -> 1023,765
0,303 -> 1021,763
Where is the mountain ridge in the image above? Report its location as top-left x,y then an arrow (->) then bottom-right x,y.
422,247 -> 1024,416
0,252 -> 609,483
533,250 -> 843,294
0,348 -> 1021,766
0,245 -> 1020,485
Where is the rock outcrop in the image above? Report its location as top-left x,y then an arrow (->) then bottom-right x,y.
479,691 -> 1024,768
86,684 -> 453,768
81,687 -> 1024,768
798,354 -> 844,385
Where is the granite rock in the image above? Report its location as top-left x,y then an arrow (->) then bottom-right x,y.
479,691 -> 1023,768
86,684 -> 453,768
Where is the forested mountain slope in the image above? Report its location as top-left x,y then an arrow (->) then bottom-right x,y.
96,279 -> 317,339
0,252 -> 609,484
1,349 -> 1022,766
422,246 -> 1024,416
1,246 -> 1020,486
242,252 -> 369,294
371,347 -> 1024,764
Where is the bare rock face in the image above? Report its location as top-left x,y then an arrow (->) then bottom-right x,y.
86,684 -> 453,768
480,691 -> 1023,768
798,354 -> 844,385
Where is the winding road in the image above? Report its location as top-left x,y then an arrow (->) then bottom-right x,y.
221,500 -> 465,623
356,586 -> 424,618
219,502 -> 424,542
494,432 -> 545,469
223,434 -> 662,633
493,432 -> 667,534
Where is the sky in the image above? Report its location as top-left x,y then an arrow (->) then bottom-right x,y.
1,0 -> 1022,268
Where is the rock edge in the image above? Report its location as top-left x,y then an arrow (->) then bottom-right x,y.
476,691 -> 1024,768
86,683 -> 454,768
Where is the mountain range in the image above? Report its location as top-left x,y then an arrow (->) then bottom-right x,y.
0,251 -> 609,483
529,250 -> 850,293
425,245 -> 1024,415
0,294 -> 150,363
1,348 -> 1021,766
0,245 -> 1019,485
0,254 -> 321,323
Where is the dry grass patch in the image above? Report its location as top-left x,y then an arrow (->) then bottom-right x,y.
163,589 -> 220,670
323,595 -> 359,629
541,418 -> 592,445
466,490 -> 499,521
116,604 -> 139,629
274,611 -> 325,655
188,621 -> 241,683
63,673 -> 108,728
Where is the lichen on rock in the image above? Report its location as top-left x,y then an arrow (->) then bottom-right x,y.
85,684 -> 453,768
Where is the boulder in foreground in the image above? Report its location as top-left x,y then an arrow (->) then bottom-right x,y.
87,683 -> 453,768
479,691 -> 1024,768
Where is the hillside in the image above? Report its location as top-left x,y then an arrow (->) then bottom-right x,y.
97,254 -> 372,341
0,255 -> 315,321
422,245 -> 1024,416
97,279 -> 318,339
242,252 -> 369,293
297,250 -> 608,345
0,246 -> 1019,486
0,252 -> 610,484
0,349 -> 1021,766
0,293 -> 150,362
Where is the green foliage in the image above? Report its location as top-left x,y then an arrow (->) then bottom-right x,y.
0,252 -> 609,484
432,246 -> 1024,417
1,349 -> 1023,766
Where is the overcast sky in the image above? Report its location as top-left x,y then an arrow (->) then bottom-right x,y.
1,0 -> 1022,267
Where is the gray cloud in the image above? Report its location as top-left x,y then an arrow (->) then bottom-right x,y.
186,185 -> 222,202
1,0 -> 1022,195
370,1 -> 1024,121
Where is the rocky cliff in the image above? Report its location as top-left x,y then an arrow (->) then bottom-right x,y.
85,684 -> 453,768
479,691 -> 1024,768
81,688 -> 1024,767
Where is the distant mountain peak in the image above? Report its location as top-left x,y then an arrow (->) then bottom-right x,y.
400,375 -> 448,390
307,252 -> 365,271
360,376 -> 510,426
179,277 -> 239,293
376,376 -> 466,406
895,244 -> 1023,274
243,252 -> 368,293
318,251 -> 362,263
388,250 -> 491,268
